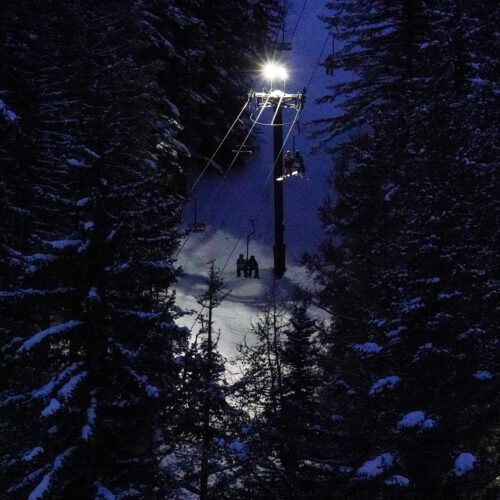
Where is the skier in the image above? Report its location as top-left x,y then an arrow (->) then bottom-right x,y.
247,256 -> 260,278
283,150 -> 293,177
236,254 -> 247,278
324,54 -> 334,75
294,150 -> 305,175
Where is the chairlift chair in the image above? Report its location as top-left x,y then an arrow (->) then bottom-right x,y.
186,198 -> 206,233
272,41 -> 292,51
231,144 -> 255,155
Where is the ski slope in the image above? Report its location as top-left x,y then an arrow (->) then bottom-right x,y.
175,1 -> 344,355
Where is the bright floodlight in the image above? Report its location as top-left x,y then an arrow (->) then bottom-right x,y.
263,62 -> 288,81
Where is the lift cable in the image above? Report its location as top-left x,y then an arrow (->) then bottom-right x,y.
205,92 -> 272,206
307,30 -> 332,89
289,0 -> 309,43
183,3 -> 323,331
188,95 -> 253,196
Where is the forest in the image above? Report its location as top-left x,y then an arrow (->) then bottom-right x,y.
0,1 -> 498,499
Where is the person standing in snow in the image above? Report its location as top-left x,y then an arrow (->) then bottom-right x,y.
247,256 -> 260,278
236,254 -> 247,278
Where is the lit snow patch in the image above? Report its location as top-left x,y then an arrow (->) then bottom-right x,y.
41,398 -> 60,417
352,342 -> 382,356
88,287 -> 99,300
357,453 -> 394,478
83,221 -> 95,230
18,320 -> 82,352
369,376 -> 401,395
397,411 -> 435,430
454,452 -> 476,476
474,370 -> 493,380
385,475 -> 409,487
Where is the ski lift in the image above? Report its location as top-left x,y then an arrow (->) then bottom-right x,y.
246,220 -> 255,263
231,143 -> 255,155
276,150 -> 306,182
272,41 -> 292,51
186,198 -> 206,233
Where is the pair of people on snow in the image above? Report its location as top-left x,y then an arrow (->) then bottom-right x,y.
283,150 -> 305,177
236,254 -> 260,278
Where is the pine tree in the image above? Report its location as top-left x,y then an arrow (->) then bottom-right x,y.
233,290 -> 322,499
309,0 -> 500,498
159,264 -> 245,500
1,2 -> 186,497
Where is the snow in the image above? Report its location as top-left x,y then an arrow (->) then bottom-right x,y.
49,239 -> 83,250
95,482 -> 116,500
174,0 -> 342,356
18,320 -> 82,352
385,475 -> 410,487
83,221 -> 95,230
81,425 -> 92,440
369,375 -> 401,395
28,447 -> 75,500
357,453 -> 395,478
67,158 -> 85,167
0,98 -> 18,122
474,370 -> 493,380
352,342 -> 382,356
387,325 -> 407,337
22,447 -> 44,462
454,452 -> 476,476
397,411 -> 435,430
228,440 -> 248,456
57,371 -> 87,398
146,384 -> 160,398
41,398 -> 60,417
77,197 -> 90,207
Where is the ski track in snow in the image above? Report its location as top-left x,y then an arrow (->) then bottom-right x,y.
176,2 -> 345,356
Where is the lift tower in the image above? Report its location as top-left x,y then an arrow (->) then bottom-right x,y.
254,86 -> 305,278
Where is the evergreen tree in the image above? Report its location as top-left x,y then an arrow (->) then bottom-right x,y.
159,264 -> 245,500
309,0 -> 500,498
1,2 -> 186,497
233,291 -> 322,499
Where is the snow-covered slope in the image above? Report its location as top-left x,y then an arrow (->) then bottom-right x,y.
175,1 -> 342,354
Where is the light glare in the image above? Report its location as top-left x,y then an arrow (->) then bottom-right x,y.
263,62 -> 288,81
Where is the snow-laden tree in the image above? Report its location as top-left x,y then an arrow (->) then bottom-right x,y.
308,0 -> 500,498
158,264 -> 246,500
232,292 -> 323,499
1,2 -> 187,497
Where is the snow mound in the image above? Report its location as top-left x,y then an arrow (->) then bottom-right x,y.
385,475 -> 410,487
397,411 -> 435,430
454,452 -> 476,476
473,370 -> 492,380
369,375 -> 401,394
352,342 -> 382,356
357,453 -> 394,478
